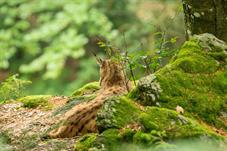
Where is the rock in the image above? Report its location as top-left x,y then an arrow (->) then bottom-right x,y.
128,74 -> 162,106
176,105 -> 184,114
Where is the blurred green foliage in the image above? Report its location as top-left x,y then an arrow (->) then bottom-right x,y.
0,0 -> 117,79
0,0 -> 184,95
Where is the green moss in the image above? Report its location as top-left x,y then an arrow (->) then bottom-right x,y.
74,134 -> 97,151
130,36 -> 227,130
139,107 -> 217,139
0,138 -> 11,151
74,104 -> 224,151
120,128 -> 135,142
97,96 -> 142,131
74,130 -> 121,151
171,40 -> 220,73
155,41 -> 227,129
71,81 -> 100,97
19,134 -> 39,150
98,129 -> 121,150
18,95 -> 52,109
133,131 -> 158,146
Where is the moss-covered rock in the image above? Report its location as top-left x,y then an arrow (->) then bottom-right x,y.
130,34 -> 227,130
170,41 -> 220,73
74,94 -> 225,151
75,105 -> 224,150
97,96 -> 142,131
98,96 -> 219,139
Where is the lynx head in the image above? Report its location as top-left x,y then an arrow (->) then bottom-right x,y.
97,59 -> 125,89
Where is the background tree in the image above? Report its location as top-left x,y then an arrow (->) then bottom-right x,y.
182,0 -> 227,41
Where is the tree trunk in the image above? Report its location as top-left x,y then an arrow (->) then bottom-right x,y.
182,0 -> 227,41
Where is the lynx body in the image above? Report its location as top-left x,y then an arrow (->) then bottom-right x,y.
49,60 -> 130,138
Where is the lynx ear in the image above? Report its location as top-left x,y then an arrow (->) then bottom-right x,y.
96,57 -> 103,66
89,50 -> 103,65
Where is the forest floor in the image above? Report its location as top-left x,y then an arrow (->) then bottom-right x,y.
0,97 -> 77,151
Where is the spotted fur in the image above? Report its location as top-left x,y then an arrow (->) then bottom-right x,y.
48,60 -> 130,138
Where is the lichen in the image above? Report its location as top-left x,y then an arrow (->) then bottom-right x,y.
193,33 -> 227,52
128,74 -> 162,106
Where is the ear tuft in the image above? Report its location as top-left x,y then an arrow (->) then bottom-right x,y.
96,58 -> 103,66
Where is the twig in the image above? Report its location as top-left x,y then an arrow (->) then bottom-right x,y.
122,33 -> 137,88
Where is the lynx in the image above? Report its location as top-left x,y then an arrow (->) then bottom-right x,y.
48,59 -> 130,138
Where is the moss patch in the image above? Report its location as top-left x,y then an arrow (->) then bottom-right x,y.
139,107 -> 217,139
71,81 -> 100,97
170,40 -> 220,73
74,134 -> 97,151
18,95 -> 52,109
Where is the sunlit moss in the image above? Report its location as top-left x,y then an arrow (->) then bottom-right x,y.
18,95 -> 52,109
71,81 -> 100,97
